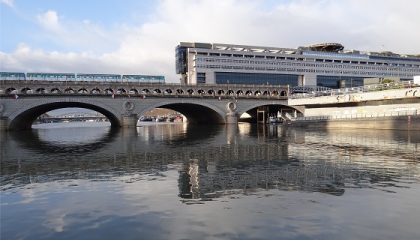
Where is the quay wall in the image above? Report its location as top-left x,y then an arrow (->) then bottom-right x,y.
289,88 -> 420,130
303,103 -> 420,118
291,115 -> 420,131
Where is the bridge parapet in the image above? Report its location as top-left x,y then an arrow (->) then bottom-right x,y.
0,80 -> 289,100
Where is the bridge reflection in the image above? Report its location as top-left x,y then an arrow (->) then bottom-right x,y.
1,124 -> 418,200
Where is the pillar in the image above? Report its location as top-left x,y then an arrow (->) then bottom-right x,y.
225,112 -> 238,124
225,101 -> 238,124
0,117 -> 9,131
226,123 -> 238,144
303,74 -> 317,86
121,114 -> 138,128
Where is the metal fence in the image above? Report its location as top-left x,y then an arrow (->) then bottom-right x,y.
290,81 -> 419,99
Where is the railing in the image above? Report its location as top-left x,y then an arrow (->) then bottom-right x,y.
290,81 -> 419,99
294,110 -> 419,121
0,79 -> 291,100
0,79 -> 289,89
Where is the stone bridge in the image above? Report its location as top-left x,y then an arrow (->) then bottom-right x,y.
0,80 -> 295,130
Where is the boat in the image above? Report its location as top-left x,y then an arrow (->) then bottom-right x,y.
269,116 -> 283,124
139,116 -> 153,121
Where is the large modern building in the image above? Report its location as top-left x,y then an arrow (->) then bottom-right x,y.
176,42 -> 420,88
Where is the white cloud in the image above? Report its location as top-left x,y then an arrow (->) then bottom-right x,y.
34,10 -> 123,54
37,10 -> 60,32
1,0 -> 14,8
1,0 -> 420,82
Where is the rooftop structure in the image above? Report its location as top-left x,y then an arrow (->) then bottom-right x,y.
176,42 -> 420,88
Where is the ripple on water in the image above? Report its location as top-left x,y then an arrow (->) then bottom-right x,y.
1,124 -> 420,240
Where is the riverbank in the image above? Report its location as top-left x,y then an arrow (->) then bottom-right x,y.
290,115 -> 420,130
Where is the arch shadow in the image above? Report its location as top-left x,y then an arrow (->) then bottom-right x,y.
9,102 -> 121,130
9,127 -> 119,155
141,102 -> 226,124
239,103 -> 304,123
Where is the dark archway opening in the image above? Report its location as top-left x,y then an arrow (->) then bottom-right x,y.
160,103 -> 224,124
9,102 -> 120,130
140,103 -> 224,124
240,105 -> 303,124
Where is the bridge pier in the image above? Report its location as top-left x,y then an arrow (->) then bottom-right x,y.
225,112 -> 238,124
0,117 -> 9,131
121,114 -> 138,128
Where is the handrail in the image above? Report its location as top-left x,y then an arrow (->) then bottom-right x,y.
290,81 -> 419,99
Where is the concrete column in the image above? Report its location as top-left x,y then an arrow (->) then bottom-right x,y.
225,112 -> 238,124
298,75 -> 304,86
303,74 -> 317,86
226,124 -> 238,144
121,114 -> 138,128
0,117 -> 9,131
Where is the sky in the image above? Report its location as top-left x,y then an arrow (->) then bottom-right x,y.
1,0 -> 420,83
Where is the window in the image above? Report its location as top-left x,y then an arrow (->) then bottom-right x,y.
215,72 -> 299,86
197,72 -> 206,84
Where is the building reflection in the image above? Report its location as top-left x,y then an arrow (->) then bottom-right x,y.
178,125 -> 419,200
178,147 -> 345,199
1,123 -> 418,199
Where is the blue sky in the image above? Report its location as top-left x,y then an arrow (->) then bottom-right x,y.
1,0 -> 420,82
1,0 -> 157,52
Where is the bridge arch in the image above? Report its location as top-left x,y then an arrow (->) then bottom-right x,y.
91,88 -> 101,94
36,88 -> 47,94
65,87 -> 75,94
51,88 -> 61,94
21,87 -> 33,94
8,101 -> 121,130
238,103 -> 304,123
116,88 -> 126,94
140,101 -> 226,124
78,88 -> 88,94
6,88 -> 17,94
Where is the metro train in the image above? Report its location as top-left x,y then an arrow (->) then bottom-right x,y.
0,72 -> 165,83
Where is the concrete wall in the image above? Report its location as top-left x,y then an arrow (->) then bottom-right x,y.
303,103 -> 420,118
292,115 -> 420,131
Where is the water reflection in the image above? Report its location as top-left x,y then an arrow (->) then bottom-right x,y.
2,123 -> 420,240
1,123 -> 419,196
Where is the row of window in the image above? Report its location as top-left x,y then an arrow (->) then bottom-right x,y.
195,57 -> 420,70
317,75 -> 365,88
214,72 -> 299,86
213,72 -> 385,89
195,70 -> 404,89
195,64 -> 414,78
193,53 -> 420,68
197,59 -> 418,74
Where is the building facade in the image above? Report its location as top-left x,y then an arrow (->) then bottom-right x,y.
175,42 -> 420,88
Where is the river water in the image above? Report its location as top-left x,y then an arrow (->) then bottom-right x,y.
1,122 -> 420,240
